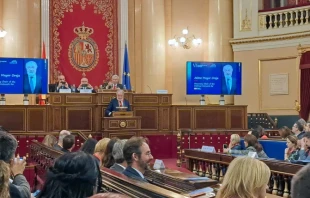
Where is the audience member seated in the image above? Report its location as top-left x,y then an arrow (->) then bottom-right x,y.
257,125 -> 268,139
291,163 -> 310,198
105,90 -> 131,117
55,74 -> 70,92
228,134 -> 241,150
80,138 -> 98,155
37,152 -> 98,198
61,135 -> 75,153
285,135 -> 299,162
110,139 -> 128,173
53,130 -> 71,151
104,137 -> 119,168
279,126 -> 294,139
305,122 -> 310,132
94,138 -> 110,166
90,193 -> 129,198
0,160 -> 11,198
292,121 -> 305,140
224,134 -> 269,158
102,75 -> 124,90
248,128 -> 259,139
216,157 -> 270,198
123,137 -> 153,182
0,131 -> 30,198
42,135 -> 57,147
298,132 -> 310,160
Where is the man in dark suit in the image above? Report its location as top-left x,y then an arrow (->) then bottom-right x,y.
122,137 -> 153,182
105,90 -> 131,116
110,139 -> 127,173
102,75 -> 124,90
55,75 -> 70,92
61,135 -> 75,153
221,64 -> 237,95
0,130 -> 31,198
23,61 -> 42,94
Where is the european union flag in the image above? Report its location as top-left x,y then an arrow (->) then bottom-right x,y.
122,43 -> 131,90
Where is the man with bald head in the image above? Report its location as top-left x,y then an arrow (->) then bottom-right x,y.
77,77 -> 94,92
55,75 -> 70,92
23,61 -> 42,94
103,75 -> 124,90
53,130 -> 71,151
221,64 -> 237,95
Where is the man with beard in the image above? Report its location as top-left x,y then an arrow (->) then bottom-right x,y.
122,137 -> 153,182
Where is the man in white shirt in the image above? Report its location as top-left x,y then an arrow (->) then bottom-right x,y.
122,137 -> 153,182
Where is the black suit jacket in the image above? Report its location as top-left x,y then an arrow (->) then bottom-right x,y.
221,77 -> 237,95
110,163 -> 125,173
102,83 -> 124,90
105,98 -> 131,116
23,74 -> 42,94
55,82 -> 71,92
123,166 -> 148,182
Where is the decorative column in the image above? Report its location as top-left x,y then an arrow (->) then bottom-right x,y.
118,0 -> 128,79
208,0 -> 234,104
2,0 -> 40,104
141,0 -> 166,92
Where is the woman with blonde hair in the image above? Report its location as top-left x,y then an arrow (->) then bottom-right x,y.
216,157 -> 270,198
228,134 -> 241,150
42,135 -> 57,147
0,160 -> 10,198
93,138 -> 110,166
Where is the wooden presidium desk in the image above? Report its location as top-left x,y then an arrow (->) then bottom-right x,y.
0,92 -> 248,138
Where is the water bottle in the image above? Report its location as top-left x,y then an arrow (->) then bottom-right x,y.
0,94 -> 5,105
71,84 -> 75,93
23,94 -> 29,105
123,84 -> 127,91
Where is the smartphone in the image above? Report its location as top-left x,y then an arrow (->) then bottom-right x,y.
223,144 -> 228,149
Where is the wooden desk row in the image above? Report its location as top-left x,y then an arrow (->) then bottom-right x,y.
0,93 -> 248,137
184,149 -> 303,197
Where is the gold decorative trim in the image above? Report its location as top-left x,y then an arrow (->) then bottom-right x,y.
230,31 -> 310,45
258,56 -> 298,111
241,9 -> 252,31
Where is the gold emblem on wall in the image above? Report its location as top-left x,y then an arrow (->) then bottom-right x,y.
119,121 -> 127,128
68,22 -> 99,73
241,9 -> 252,31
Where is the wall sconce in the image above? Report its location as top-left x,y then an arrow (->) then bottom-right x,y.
0,27 -> 7,38
168,28 -> 202,49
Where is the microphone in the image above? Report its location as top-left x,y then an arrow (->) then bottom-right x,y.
147,85 -> 152,94
185,97 -> 188,105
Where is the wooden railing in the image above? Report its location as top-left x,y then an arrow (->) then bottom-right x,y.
184,149 -> 303,197
248,113 -> 277,129
259,5 -> 310,30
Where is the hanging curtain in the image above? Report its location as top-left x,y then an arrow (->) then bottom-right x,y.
299,51 -> 310,120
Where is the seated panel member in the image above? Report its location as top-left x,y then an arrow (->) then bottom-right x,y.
55,75 -> 70,92
77,77 -> 94,92
23,61 -> 42,94
123,137 -> 153,182
105,90 -> 130,116
103,75 -> 124,90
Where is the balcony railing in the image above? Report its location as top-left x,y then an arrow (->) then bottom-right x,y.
259,5 -> 310,30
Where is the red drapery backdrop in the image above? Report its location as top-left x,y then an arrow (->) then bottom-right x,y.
50,0 -> 118,87
299,51 -> 310,120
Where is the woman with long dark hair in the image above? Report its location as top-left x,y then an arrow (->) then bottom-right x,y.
38,152 -> 98,198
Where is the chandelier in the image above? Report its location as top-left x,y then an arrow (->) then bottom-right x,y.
168,28 -> 202,49
0,27 -> 7,38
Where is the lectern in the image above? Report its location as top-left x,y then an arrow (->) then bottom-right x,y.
103,109 -> 141,131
